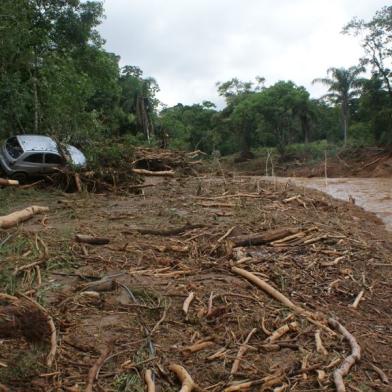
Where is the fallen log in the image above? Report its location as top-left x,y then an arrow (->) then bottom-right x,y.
0,178 -> 19,186
75,234 -> 110,245
131,168 -> 175,177
328,318 -> 361,392
231,228 -> 299,247
0,205 -> 49,229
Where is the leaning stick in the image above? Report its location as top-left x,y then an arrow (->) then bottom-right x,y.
144,369 -> 156,392
350,290 -> 364,309
315,330 -> 328,356
231,328 -> 257,374
0,206 -> 49,229
328,319 -> 361,392
231,267 -> 335,335
183,292 -> 195,315
168,364 -> 201,392
85,346 -> 111,392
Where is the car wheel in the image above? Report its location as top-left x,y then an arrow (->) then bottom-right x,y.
11,172 -> 28,184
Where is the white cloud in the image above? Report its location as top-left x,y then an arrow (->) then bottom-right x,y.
99,0 -> 388,107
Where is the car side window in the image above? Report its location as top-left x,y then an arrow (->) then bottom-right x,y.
45,153 -> 63,165
24,153 -> 44,163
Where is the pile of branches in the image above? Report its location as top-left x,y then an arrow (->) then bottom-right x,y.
132,147 -> 204,176
59,148 -> 204,192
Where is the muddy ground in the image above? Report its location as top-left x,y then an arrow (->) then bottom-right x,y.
0,174 -> 391,391
226,148 -> 392,178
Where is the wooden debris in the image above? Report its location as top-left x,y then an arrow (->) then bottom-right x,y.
183,292 -> 195,315
370,363 -> 389,384
0,205 -> 49,229
144,369 -> 156,392
315,330 -> 328,356
168,364 -> 201,392
131,168 -> 175,177
231,328 -> 257,374
75,234 -> 110,245
266,322 -> 298,343
231,267 -> 335,334
184,340 -> 214,353
206,347 -> 227,361
321,256 -> 346,267
0,178 -> 19,186
350,290 -> 364,309
328,318 -> 361,392
85,346 -> 111,392
74,173 -> 82,192
231,228 -> 299,247
129,223 -> 203,236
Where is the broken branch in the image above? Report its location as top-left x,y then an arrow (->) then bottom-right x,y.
231,328 -> 257,374
168,364 -> 201,392
85,346 -> 111,392
144,369 -> 156,392
0,206 -> 49,229
328,318 -> 361,392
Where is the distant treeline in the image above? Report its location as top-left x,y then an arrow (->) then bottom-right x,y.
1,1 -> 391,156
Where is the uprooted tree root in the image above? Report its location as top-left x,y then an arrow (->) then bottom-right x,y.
0,294 -> 56,367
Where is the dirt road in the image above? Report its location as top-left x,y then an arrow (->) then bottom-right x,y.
0,176 -> 391,391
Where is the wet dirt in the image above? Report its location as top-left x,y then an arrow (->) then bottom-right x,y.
1,176 -> 392,391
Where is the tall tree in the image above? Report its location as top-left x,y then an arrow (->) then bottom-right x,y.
313,66 -> 364,145
344,6 -> 392,102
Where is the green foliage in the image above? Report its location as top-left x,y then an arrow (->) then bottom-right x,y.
1,2 -> 392,162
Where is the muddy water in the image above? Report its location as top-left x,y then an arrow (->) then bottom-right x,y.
269,177 -> 392,231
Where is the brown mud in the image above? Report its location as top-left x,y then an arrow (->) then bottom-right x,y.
0,175 -> 392,391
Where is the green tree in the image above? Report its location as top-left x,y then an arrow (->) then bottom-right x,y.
313,66 -> 364,145
344,6 -> 392,102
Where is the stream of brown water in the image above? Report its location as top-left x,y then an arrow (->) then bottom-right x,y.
270,177 -> 392,231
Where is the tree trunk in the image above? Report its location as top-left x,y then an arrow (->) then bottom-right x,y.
301,115 -> 310,144
342,102 -> 349,146
33,75 -> 39,133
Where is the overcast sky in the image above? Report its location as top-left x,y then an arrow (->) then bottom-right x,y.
99,0 -> 387,108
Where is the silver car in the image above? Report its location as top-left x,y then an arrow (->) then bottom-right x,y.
0,135 -> 86,181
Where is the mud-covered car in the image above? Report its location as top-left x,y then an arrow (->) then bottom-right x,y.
0,135 -> 86,182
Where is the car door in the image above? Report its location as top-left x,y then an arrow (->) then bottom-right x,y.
43,153 -> 64,173
18,153 -> 44,175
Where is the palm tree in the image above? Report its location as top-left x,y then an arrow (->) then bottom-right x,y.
313,66 -> 364,145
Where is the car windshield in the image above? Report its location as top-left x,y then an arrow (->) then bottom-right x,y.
5,137 -> 23,159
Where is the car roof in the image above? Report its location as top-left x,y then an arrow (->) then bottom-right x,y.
16,135 -> 59,154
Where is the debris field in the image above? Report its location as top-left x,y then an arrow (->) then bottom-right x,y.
0,174 -> 391,391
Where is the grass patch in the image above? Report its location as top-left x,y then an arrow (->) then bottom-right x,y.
0,188 -> 58,215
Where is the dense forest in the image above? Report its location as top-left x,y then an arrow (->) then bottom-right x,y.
0,1 -> 391,159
